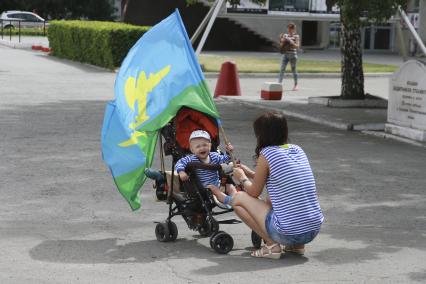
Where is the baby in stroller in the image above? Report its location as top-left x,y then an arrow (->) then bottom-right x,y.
145,107 -> 242,254
175,129 -> 236,209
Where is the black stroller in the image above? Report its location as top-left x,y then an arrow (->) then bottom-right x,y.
146,107 -> 245,254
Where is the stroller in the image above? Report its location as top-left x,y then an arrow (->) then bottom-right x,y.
146,107 -> 243,254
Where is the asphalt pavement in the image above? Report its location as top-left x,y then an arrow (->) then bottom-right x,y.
0,43 -> 426,283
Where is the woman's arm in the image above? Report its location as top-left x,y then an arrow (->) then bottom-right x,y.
233,155 -> 269,198
238,163 -> 255,179
290,35 -> 300,49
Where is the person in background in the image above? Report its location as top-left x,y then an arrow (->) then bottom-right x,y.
278,22 -> 300,91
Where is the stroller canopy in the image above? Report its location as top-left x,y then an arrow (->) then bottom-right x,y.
175,108 -> 219,150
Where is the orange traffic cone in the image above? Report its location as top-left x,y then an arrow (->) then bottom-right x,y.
214,61 -> 241,98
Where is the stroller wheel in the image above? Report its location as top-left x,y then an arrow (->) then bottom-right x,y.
155,222 -> 171,242
251,230 -> 263,249
209,230 -> 221,248
168,221 -> 178,241
198,217 -> 219,237
210,231 -> 234,254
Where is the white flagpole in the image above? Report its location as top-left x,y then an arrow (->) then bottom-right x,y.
195,0 -> 225,56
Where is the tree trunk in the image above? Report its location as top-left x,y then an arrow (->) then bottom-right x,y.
340,5 -> 365,99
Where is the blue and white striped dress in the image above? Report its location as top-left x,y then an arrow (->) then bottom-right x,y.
261,145 -> 324,235
175,152 -> 230,187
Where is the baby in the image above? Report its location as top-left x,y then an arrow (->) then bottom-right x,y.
175,130 -> 236,205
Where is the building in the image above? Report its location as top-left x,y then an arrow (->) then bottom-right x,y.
222,0 -> 423,53
122,0 -> 425,53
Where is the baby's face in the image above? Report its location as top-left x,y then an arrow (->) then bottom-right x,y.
189,138 -> 211,160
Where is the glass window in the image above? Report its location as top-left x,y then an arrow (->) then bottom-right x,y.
25,14 -> 40,21
329,22 -> 341,48
9,13 -> 22,19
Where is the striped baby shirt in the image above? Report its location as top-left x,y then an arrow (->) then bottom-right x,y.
261,144 -> 324,235
175,152 -> 230,187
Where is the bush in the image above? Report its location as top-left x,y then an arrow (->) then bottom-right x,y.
48,20 -> 150,69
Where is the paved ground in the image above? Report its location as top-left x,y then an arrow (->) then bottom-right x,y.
1,45 -> 426,283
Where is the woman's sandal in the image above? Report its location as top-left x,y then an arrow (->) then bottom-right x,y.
251,243 -> 282,259
283,245 -> 305,255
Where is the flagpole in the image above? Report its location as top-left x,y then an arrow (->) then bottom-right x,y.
195,0 -> 225,56
219,125 -> 236,167
191,0 -> 219,44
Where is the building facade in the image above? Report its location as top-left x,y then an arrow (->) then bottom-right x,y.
221,0 -> 423,53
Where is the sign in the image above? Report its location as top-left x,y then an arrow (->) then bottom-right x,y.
386,60 -> 426,141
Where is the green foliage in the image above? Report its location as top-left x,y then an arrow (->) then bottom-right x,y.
48,20 -> 149,69
328,0 -> 408,24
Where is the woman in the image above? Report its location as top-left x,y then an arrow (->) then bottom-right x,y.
278,22 -> 300,91
208,112 -> 323,259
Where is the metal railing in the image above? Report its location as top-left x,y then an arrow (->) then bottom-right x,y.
0,19 -> 47,43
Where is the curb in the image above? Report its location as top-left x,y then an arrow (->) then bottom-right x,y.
361,130 -> 426,148
204,72 -> 391,79
220,97 -> 387,132
221,97 -> 425,147
308,96 -> 388,108
0,39 -> 33,49
220,97 -> 351,130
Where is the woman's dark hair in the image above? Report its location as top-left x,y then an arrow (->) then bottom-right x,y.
253,112 -> 288,158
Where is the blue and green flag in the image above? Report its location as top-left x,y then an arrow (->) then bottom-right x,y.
101,10 -> 219,210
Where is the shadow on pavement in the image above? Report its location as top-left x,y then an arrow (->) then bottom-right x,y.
29,238 -> 308,273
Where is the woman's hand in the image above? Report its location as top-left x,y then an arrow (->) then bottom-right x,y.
233,167 -> 246,182
236,163 -> 255,179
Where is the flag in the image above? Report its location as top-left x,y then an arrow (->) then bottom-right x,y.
101,9 -> 219,210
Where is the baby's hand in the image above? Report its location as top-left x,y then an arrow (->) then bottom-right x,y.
179,171 -> 189,181
225,143 -> 234,153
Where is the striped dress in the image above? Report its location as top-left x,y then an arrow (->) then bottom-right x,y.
175,152 -> 230,187
261,145 -> 324,235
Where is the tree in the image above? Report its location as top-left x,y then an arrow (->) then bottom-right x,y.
329,0 -> 407,99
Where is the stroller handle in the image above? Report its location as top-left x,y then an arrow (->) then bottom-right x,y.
186,162 -> 222,171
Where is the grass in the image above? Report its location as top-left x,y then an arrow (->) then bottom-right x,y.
1,27 -> 47,36
198,54 -> 398,73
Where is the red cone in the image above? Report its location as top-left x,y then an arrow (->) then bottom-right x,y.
214,61 -> 241,97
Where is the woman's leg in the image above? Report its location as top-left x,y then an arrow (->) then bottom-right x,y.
278,54 -> 289,83
232,205 -> 272,244
232,191 -> 277,246
290,55 -> 298,88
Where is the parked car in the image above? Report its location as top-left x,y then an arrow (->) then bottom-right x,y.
0,11 -> 47,29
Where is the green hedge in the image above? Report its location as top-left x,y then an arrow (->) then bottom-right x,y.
48,20 -> 150,69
